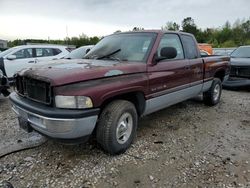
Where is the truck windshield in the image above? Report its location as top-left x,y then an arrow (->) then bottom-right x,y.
231,46 -> 250,58
85,33 -> 157,62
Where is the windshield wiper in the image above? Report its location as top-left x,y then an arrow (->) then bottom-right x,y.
84,54 -> 99,59
97,49 -> 121,60
101,56 -> 123,62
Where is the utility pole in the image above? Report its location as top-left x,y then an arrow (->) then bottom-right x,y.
66,25 -> 69,45
66,25 -> 69,38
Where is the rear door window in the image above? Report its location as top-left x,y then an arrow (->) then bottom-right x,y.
35,48 -> 52,57
181,35 -> 199,59
35,48 -> 61,57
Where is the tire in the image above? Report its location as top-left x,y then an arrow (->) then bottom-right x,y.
203,78 -> 222,106
96,100 -> 138,155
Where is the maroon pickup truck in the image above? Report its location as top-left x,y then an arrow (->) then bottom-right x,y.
10,30 -> 230,155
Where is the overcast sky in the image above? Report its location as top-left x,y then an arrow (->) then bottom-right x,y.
0,0 -> 249,40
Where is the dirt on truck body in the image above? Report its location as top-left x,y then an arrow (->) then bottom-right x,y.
10,30 -> 230,155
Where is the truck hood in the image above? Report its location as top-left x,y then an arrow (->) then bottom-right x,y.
230,57 -> 250,66
18,59 -> 147,86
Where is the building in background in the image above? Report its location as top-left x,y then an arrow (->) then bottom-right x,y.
0,39 -> 8,49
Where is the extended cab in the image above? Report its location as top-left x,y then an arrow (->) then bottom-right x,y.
10,31 -> 230,155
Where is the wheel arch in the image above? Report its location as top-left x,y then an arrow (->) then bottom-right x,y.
214,69 -> 226,82
100,91 -> 146,117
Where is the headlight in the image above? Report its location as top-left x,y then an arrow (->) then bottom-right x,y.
55,95 -> 93,109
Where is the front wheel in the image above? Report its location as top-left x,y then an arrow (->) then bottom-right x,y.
96,100 -> 138,155
203,78 -> 222,106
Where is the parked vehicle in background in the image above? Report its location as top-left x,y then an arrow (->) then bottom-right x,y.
0,57 -> 10,96
0,45 -> 70,80
10,30 -> 230,155
0,48 -> 8,52
213,48 -> 236,56
63,45 -> 94,59
198,43 -> 213,55
223,46 -> 250,89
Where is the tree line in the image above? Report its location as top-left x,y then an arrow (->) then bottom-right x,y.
7,34 -> 100,48
162,17 -> 250,47
7,17 -> 250,48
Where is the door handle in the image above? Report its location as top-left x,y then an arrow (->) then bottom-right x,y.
184,65 -> 190,70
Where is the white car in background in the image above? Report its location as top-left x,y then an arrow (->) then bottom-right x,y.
0,45 -> 70,79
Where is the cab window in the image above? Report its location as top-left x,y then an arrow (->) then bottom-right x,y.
181,35 -> 199,59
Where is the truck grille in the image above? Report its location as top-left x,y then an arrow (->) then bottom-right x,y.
230,66 -> 250,78
15,76 -> 51,105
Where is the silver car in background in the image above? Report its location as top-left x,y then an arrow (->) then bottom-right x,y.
213,48 -> 236,56
63,45 -> 94,59
223,46 -> 250,89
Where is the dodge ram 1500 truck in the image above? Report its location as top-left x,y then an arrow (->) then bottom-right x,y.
10,31 -> 230,155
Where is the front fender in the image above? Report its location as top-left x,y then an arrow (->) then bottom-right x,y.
54,73 -> 148,107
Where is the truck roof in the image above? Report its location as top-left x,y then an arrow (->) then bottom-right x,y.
114,30 -> 194,36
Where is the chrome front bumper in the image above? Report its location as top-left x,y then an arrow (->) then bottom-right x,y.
10,92 -> 99,140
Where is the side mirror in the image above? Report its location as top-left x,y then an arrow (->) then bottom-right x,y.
160,47 -> 177,59
154,47 -> 177,63
7,55 -> 16,60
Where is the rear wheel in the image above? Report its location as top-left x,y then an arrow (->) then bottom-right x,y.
96,100 -> 138,155
203,78 -> 222,106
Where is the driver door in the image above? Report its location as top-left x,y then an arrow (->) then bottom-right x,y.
145,33 -> 191,114
147,33 -> 190,96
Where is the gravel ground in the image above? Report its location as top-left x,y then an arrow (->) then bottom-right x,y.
0,89 -> 250,188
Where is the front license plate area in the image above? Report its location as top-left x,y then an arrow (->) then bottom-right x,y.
18,116 -> 33,133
